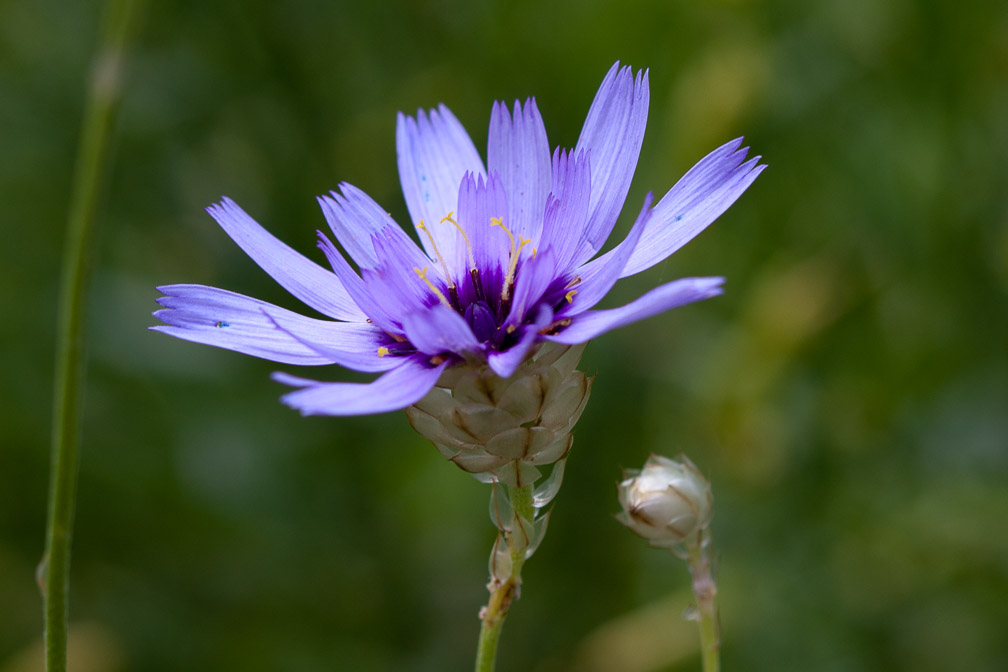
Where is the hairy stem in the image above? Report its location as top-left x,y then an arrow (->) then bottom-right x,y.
686,529 -> 720,672
474,484 -> 534,672
41,1 -> 139,669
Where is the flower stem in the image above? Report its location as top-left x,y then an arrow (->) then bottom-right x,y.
686,529 -> 720,672
474,484 -> 534,672
41,1 -> 139,669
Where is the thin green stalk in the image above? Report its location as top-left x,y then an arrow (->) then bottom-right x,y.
686,530 -> 720,672
474,484 -> 534,672
41,1 -> 139,669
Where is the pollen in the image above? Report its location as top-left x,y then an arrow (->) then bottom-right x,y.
377,346 -> 391,357
413,266 -> 452,308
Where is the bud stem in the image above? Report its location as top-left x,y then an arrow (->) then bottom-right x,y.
686,528 -> 720,672
474,483 -> 534,672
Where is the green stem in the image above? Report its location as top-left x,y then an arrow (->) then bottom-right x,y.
474,484 -> 534,672
686,530 -> 720,672
41,1 -> 139,670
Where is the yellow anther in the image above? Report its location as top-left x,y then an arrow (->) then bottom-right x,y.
502,236 -> 532,302
491,217 -> 533,302
413,266 -> 452,308
532,247 -> 538,259
490,216 -> 513,252
565,289 -> 578,303
377,346 -> 391,357
417,219 -> 455,291
443,212 -> 478,272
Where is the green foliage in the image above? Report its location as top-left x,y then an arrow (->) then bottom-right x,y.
2,0 -> 1006,670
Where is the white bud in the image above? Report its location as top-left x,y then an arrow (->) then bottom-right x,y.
617,454 -> 713,548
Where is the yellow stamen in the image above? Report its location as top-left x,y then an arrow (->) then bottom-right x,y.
413,266 -> 452,308
538,318 -> 572,335
565,289 -> 578,303
417,219 -> 455,291
442,212 -> 478,272
490,216 -> 513,253
491,218 -> 532,302
377,346 -> 391,357
532,247 -> 538,258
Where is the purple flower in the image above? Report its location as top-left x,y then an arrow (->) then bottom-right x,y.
152,62 -> 765,416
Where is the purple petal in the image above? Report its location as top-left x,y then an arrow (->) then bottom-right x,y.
366,228 -> 448,315
152,284 -> 385,369
401,303 -> 483,357
316,233 -> 402,335
567,192 -> 653,315
397,105 -> 486,268
260,307 -> 401,373
538,148 -> 593,273
273,357 -> 449,416
622,139 -> 766,277
456,171 -> 510,299
317,183 -> 415,270
574,62 -> 649,256
504,247 -> 558,331
487,98 -> 551,243
206,198 -> 365,321
487,304 -> 554,378
546,277 -> 724,345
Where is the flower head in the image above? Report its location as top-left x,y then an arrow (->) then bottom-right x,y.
152,62 -> 764,416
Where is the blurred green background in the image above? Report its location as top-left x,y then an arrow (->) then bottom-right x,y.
2,0 -> 1007,670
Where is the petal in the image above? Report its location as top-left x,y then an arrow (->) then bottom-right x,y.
567,192 -> 653,315
316,232 -> 401,334
546,277 -> 724,345
367,228 -> 448,314
456,171 -> 510,300
317,183 -> 413,270
273,357 -> 450,416
504,247 -> 558,331
401,303 -> 483,357
152,284 -> 388,369
488,304 -> 554,378
261,307 -> 402,373
574,63 -> 649,255
206,198 -> 365,321
397,105 -> 486,267
487,98 -> 551,243
622,139 -> 766,277
538,148 -> 594,273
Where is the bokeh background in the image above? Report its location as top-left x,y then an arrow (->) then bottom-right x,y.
3,0 -> 1007,670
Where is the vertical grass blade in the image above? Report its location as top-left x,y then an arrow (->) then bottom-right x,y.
41,1 -> 140,669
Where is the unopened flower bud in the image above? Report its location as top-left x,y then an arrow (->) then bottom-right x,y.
617,454 -> 713,548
